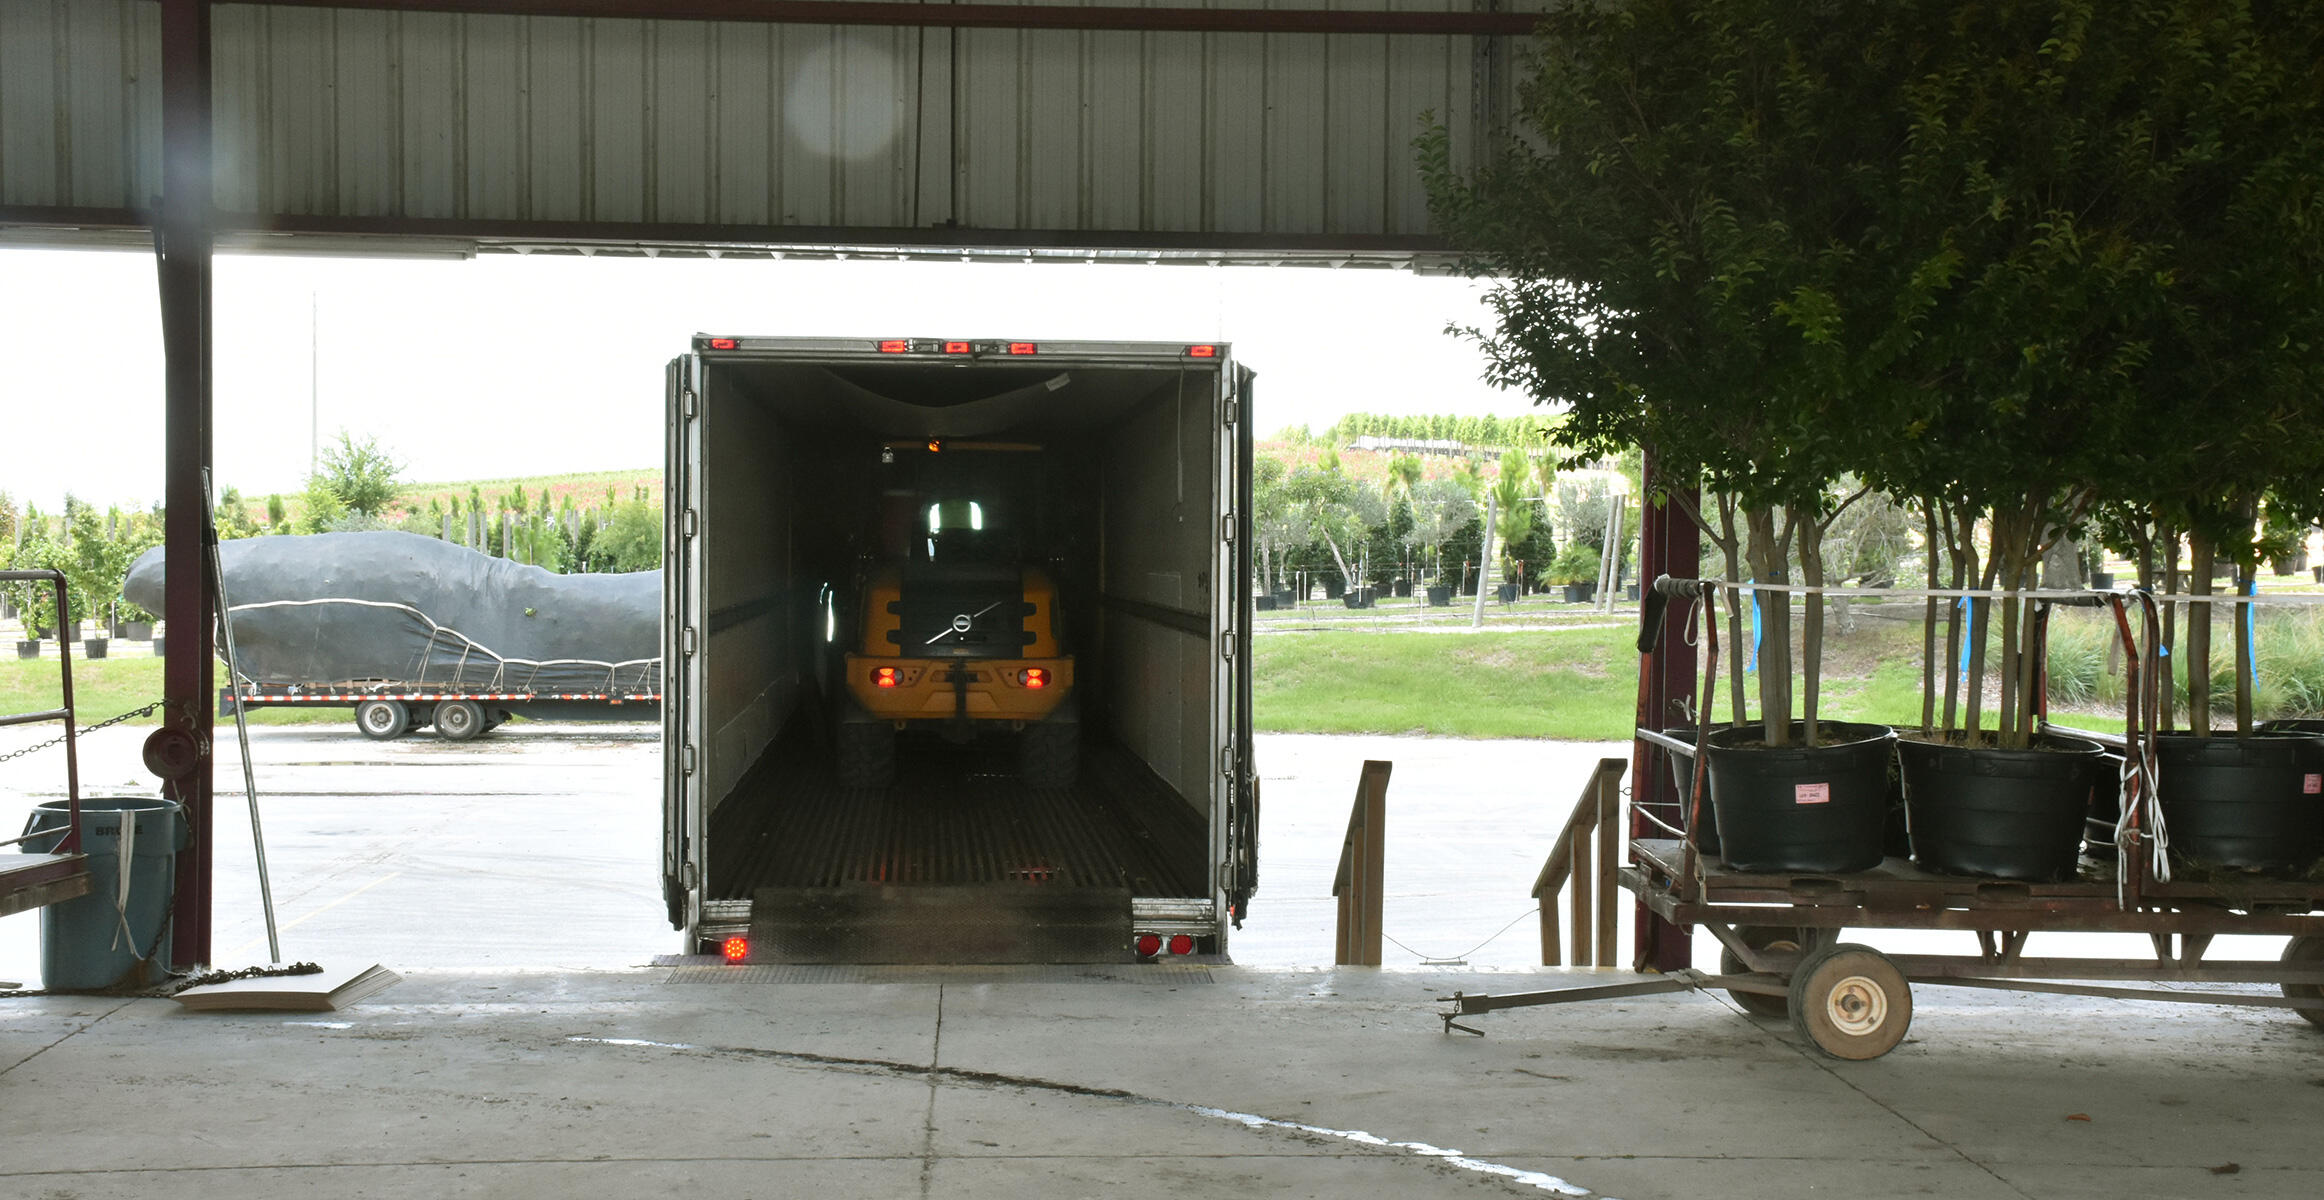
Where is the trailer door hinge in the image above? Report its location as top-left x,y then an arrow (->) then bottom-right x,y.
681,508 -> 698,537
680,861 -> 697,888
1221,747 -> 1234,778
1221,635 -> 1235,660
681,389 -> 698,419
1224,400 -> 1238,427
681,743 -> 696,775
682,627 -> 697,656
1221,513 -> 1236,542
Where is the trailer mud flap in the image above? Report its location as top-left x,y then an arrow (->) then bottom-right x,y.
749,884 -> 1133,964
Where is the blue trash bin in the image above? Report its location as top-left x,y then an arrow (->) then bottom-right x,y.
18,796 -> 189,991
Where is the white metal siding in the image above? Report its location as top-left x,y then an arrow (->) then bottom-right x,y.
0,0 -> 1530,247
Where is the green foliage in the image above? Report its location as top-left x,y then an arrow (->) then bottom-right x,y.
589,498 -> 662,573
1545,542 -> 1602,587
1487,452 -> 1534,576
264,493 -> 287,530
310,431 -> 405,517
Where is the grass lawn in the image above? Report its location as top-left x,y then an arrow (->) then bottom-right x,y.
1255,625 -> 1643,739
1,657 -> 339,727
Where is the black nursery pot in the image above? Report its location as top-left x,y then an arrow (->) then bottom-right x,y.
1899,734 -> 2107,882
1704,721 -> 1897,873
2154,730 -> 2324,871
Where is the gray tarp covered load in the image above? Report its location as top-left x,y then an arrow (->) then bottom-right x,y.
125,531 -> 660,693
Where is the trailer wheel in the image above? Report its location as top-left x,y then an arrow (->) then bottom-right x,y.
836,720 -> 896,789
2283,936 -> 2324,1030
1787,944 -> 1912,1060
1018,715 -> 1079,788
434,699 -> 486,742
1719,925 -> 1809,1018
354,699 -> 409,741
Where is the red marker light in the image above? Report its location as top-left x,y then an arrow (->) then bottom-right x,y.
1006,342 -> 1038,355
1167,934 -> 1194,956
874,667 -> 900,688
943,340 -> 973,354
722,936 -> 750,963
878,339 -> 910,353
708,337 -> 739,350
1187,344 -> 1218,358
1135,934 -> 1163,957
1019,668 -> 1048,689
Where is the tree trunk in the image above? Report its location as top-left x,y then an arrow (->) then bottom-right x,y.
1962,508 -> 1998,741
1744,504 -> 1794,747
2235,562 -> 2254,735
1715,495 -> 1748,730
2188,533 -> 2214,736
2158,524 -> 2181,730
1921,503 -> 1941,737
1800,514 -> 1827,748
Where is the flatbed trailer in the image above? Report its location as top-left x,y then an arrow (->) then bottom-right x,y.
222,681 -> 661,740
1442,578 -> 2324,1059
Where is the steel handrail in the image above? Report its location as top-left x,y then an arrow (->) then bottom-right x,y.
1,568 -> 82,856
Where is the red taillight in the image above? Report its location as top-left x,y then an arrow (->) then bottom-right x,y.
1019,668 -> 1048,689
943,340 -> 972,354
878,339 -> 910,353
722,936 -> 749,963
1135,933 -> 1163,957
1187,344 -> 1218,358
708,337 -> 739,350
1006,342 -> 1038,355
1167,934 -> 1194,956
874,667 -> 900,688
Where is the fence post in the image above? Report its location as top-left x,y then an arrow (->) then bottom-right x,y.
1595,763 -> 1620,967
1332,760 -> 1393,966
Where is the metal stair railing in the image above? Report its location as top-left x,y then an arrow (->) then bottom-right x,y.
0,568 -> 90,920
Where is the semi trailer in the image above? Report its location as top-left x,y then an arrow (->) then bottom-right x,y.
664,336 -> 1258,964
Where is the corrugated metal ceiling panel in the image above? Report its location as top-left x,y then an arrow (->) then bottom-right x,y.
1,0 -> 1531,253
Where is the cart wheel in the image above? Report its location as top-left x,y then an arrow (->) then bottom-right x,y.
1787,943 -> 1912,1060
434,699 -> 485,742
355,699 -> 409,741
1719,926 -> 1809,1018
2283,936 -> 2324,1031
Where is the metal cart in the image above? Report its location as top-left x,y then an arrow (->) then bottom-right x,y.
1441,577 -> 2324,1059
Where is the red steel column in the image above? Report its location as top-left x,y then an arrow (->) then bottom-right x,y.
1632,449 -> 1698,972
159,0 -> 216,968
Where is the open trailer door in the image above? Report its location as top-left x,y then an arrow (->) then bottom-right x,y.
662,353 -> 704,933
1225,363 -> 1260,930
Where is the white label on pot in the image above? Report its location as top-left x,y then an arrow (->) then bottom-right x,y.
1795,782 -> 1830,805
2306,774 -> 2321,795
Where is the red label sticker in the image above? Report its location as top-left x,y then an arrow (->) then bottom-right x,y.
2305,774 -> 2321,795
1795,782 -> 1830,805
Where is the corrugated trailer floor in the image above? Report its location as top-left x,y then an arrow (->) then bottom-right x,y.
708,731 -> 1208,899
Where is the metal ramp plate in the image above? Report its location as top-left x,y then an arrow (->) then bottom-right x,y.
657,961 -> 1215,985
749,883 -> 1134,964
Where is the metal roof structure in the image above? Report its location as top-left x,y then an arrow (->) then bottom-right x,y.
2,0 -> 1544,265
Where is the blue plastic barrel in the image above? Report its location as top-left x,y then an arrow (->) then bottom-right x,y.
17,796 -> 189,991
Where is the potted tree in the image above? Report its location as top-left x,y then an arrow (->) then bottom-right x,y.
1548,543 -> 1600,604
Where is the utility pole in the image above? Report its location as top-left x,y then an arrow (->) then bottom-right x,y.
1472,489 -> 1499,629
308,290 -> 319,479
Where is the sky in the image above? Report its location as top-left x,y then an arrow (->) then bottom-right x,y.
0,247 -> 1541,513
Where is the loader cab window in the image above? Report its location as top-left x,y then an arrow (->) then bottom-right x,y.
921,498 -> 1014,564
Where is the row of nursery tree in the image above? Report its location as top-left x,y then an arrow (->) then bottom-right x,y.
1424,0 -> 2324,749
1252,441 -> 1636,598
2,432 -> 662,638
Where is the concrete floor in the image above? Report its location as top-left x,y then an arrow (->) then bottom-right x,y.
5,723 -> 2323,1198
6,966 -> 2322,1199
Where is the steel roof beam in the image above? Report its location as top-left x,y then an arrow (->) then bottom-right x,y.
242,0 -> 1546,37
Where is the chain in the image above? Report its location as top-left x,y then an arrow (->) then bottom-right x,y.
0,701 -> 163,765
0,962 -> 321,1001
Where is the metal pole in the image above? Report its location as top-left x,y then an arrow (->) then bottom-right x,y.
205,469 -> 281,963
159,0 -> 216,969
1472,490 -> 1498,629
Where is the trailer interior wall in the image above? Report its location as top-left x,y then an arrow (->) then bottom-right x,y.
695,356 -> 1223,839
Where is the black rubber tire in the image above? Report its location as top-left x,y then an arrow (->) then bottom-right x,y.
354,699 -> 409,741
1018,717 -> 1079,788
1720,925 -> 1808,1019
836,720 -> 896,789
434,699 -> 486,742
1787,943 -> 1913,1060
2283,936 -> 2324,1031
